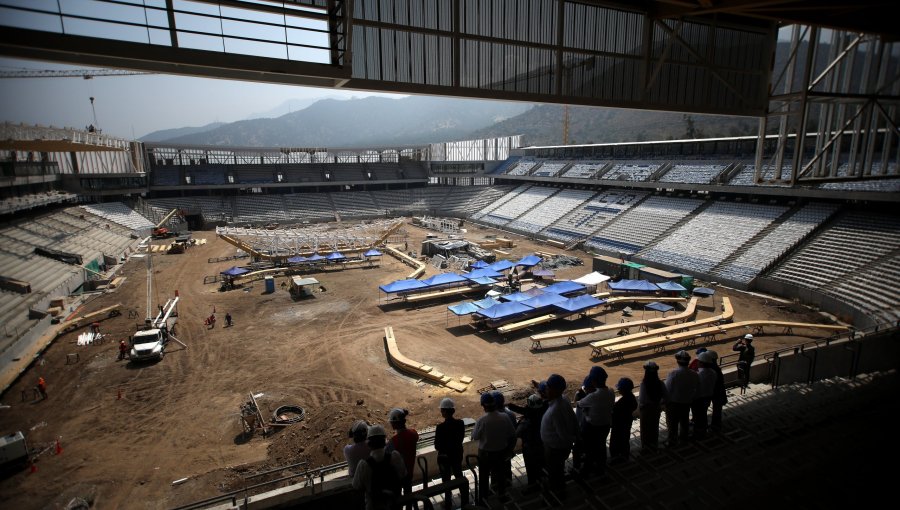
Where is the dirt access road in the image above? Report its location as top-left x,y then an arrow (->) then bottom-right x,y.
0,220 -> 837,509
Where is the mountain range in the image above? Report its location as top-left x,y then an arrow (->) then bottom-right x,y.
142,95 -> 756,148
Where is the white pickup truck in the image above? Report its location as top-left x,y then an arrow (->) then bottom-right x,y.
130,297 -> 178,362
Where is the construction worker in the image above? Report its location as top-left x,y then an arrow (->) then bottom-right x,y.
225,312 -> 233,327
118,340 -> 128,361
435,398 -> 464,510
37,377 -> 47,400
733,334 -> 756,390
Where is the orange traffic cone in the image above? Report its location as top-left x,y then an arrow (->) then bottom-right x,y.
55,437 -> 62,455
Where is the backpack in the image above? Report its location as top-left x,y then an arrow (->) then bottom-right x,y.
366,455 -> 401,509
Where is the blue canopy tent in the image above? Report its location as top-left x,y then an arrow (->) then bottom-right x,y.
421,273 -> 468,287
487,260 -> 515,272
221,266 -> 250,276
286,255 -> 307,264
363,249 -> 383,257
515,254 -> 542,267
307,253 -> 325,262
532,268 -> 555,278
379,279 -> 428,299
644,301 -> 675,318
470,260 -> 489,269
474,301 -> 533,320
447,301 -> 481,325
448,302 -> 480,315
608,279 -> 660,293
657,281 -> 687,293
468,276 -> 497,286
502,290 -> 541,302
326,252 -> 347,262
553,295 -> 607,314
473,297 -> 501,309
521,292 -> 567,311
542,281 -> 587,296
693,287 -> 716,297
464,268 -> 503,280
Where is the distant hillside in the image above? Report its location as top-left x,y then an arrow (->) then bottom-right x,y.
161,96 -> 532,147
140,122 -> 224,142
244,97 -> 330,120
470,104 -> 757,146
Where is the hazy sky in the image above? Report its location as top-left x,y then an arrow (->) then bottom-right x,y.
0,57 -> 405,140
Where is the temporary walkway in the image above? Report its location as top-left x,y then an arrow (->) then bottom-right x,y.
403,284 -> 488,303
527,297 -> 699,350
589,297 -> 735,358
599,319 -> 849,360
385,246 -> 427,279
383,326 -> 470,392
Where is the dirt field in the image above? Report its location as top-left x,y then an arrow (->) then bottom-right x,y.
0,220 -> 839,509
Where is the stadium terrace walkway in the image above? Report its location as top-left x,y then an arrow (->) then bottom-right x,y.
429,370 -> 897,510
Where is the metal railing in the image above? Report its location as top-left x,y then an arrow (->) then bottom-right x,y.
717,319 -> 900,389
171,460 -> 351,510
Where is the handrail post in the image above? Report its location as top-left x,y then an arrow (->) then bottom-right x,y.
465,453 -> 480,503
417,456 -> 429,489
770,352 -> 780,389
844,336 -> 861,378
809,348 -> 818,384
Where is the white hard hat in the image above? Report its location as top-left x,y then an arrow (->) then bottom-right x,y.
367,424 -> 387,438
744,334 -> 754,340
439,398 -> 455,410
388,408 -> 408,422
697,351 -> 716,364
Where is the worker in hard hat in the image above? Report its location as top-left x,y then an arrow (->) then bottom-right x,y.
344,420 -> 370,478
385,408 -> 418,506
352,424 -> 406,510
609,377 -> 637,464
733,334 -> 756,391
434,398 -> 464,510
691,351 -> 718,439
638,361 -> 666,452
491,391 -> 516,490
664,350 -> 699,447
507,393 -> 547,487
708,350 -> 727,433
472,392 -> 516,503
540,374 -> 578,499
37,376 -> 47,400
118,340 -> 128,361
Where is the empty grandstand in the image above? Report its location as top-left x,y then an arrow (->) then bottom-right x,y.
3,125 -> 898,338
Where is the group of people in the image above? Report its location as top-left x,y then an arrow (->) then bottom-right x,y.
347,334 -> 756,508
204,312 -> 233,328
349,407 -> 421,510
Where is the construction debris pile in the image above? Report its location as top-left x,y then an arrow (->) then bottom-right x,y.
541,254 -> 584,269
421,239 -> 496,270
412,216 -> 462,235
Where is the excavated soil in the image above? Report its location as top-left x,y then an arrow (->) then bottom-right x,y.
0,220 -> 838,509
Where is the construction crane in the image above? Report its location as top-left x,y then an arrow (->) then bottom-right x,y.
0,68 -> 152,79
152,209 -> 180,239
